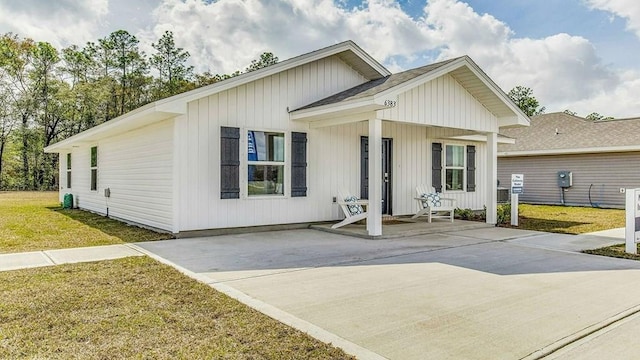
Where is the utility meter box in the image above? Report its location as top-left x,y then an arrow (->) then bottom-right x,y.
557,171 -> 573,188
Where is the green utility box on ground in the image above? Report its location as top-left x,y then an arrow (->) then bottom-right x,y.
63,193 -> 73,209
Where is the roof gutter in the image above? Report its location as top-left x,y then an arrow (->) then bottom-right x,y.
498,144 -> 640,157
44,104 -> 183,153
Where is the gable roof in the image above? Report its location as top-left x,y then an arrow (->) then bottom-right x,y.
289,55 -> 529,128
498,112 -> 640,156
45,40 -> 390,153
295,57 -> 461,110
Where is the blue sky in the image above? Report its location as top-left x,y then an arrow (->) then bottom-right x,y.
2,0 -> 640,117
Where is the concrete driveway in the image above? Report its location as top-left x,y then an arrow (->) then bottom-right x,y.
136,228 -> 640,360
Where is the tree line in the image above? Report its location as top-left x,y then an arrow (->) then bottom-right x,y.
506,85 -> 612,120
0,30 -> 278,190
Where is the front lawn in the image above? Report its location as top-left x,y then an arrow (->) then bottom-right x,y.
0,192 -> 172,253
0,256 -> 352,359
510,204 -> 625,234
505,203 -> 640,259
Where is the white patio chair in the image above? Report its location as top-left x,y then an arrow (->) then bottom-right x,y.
411,185 -> 456,223
332,189 -> 369,229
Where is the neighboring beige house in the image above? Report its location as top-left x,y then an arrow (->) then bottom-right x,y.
45,40 -> 528,237
498,112 -> 640,208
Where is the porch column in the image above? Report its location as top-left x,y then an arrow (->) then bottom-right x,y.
367,118 -> 383,236
486,132 -> 498,224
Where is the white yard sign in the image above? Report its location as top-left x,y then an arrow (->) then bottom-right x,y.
625,189 -> 640,254
511,174 -> 523,226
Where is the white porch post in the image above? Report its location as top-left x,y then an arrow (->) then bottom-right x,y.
486,132 -> 498,224
367,118 -> 383,236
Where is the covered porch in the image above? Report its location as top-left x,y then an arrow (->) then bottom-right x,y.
291,56 -> 528,236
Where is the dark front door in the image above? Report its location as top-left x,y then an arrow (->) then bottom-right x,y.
360,136 -> 393,215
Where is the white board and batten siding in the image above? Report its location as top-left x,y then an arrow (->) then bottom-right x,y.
60,119 -> 174,231
378,73 -> 499,133
175,58 -> 496,231
175,55 -> 370,231
312,123 -> 489,218
374,72 -> 495,212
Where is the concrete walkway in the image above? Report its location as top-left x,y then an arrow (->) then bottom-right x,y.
0,244 -> 144,272
2,227 -> 636,360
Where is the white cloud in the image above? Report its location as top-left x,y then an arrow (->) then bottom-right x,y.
0,0 -> 108,48
2,0 -> 640,117
145,0 -> 438,74
586,0 -> 640,38
424,0 -> 621,115
147,0 -> 633,116
558,69 -> 640,118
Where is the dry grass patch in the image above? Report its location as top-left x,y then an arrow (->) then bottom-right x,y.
0,192 -> 172,253
584,243 -> 640,261
510,204 -> 625,234
0,256 -> 353,359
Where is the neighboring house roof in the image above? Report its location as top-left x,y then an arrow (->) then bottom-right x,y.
498,112 -> 640,156
45,40 -> 390,153
290,55 -> 530,128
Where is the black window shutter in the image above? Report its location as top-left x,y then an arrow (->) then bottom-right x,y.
220,127 -> 240,199
291,132 -> 307,197
360,136 -> 369,199
432,142 -> 442,192
467,145 -> 476,192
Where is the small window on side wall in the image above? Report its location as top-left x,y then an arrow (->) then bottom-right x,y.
66,153 -> 72,189
247,130 -> 285,196
90,146 -> 98,191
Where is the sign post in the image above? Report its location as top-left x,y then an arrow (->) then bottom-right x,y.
625,189 -> 640,254
511,174 -> 524,226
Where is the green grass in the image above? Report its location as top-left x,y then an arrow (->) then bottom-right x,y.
505,204 -> 640,261
584,243 -> 640,261
0,256 -> 353,359
508,204 -> 625,234
0,192 -> 173,253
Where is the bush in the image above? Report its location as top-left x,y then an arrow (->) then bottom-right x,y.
455,208 -> 476,220
496,203 -> 511,225
455,204 -> 511,225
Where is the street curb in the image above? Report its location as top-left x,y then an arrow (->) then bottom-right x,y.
520,303 -> 640,360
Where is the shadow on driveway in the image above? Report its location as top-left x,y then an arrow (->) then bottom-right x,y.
136,228 -> 640,277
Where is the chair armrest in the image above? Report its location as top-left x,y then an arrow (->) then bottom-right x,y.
337,199 -> 369,206
415,196 -> 455,202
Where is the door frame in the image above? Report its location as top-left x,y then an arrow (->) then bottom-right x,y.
360,136 -> 393,215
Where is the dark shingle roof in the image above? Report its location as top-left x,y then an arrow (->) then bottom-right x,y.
498,112 -> 640,153
294,57 -> 462,111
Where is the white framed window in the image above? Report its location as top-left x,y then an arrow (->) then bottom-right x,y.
444,144 -> 465,191
90,146 -> 98,191
247,130 -> 285,196
66,153 -> 72,189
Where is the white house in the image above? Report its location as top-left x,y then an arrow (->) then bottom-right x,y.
45,41 -> 529,237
